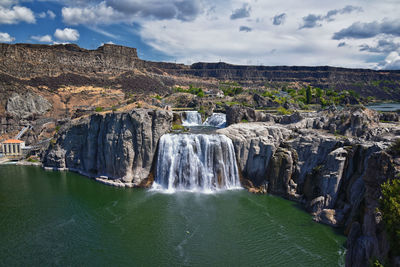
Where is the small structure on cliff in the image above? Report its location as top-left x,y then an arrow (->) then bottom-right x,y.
1,139 -> 25,159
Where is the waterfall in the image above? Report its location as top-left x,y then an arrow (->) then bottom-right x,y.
203,113 -> 226,128
152,134 -> 241,193
181,111 -> 202,126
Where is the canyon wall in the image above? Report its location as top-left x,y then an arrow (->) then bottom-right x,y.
219,107 -> 400,266
43,109 -> 172,186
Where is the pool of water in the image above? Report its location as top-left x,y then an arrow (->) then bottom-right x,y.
0,165 -> 346,266
366,103 -> 400,112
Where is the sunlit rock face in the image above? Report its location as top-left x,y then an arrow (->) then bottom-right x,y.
43,109 -> 172,185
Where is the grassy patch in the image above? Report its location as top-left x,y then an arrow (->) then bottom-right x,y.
277,106 -> 293,115
172,124 -> 185,131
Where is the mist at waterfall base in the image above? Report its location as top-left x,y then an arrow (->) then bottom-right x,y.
0,165 -> 346,266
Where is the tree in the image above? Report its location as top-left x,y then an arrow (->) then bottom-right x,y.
306,86 -> 312,104
315,87 -> 323,98
380,178 -> 400,255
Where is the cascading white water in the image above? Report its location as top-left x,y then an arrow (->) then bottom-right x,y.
181,111 -> 202,126
152,133 -> 241,193
203,113 -> 226,128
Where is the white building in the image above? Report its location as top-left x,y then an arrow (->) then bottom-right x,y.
1,139 -> 25,158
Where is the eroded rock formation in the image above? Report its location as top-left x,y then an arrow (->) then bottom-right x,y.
219,107 -> 400,266
43,109 -> 172,186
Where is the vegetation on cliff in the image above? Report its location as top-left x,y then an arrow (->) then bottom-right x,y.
380,178 -> 400,256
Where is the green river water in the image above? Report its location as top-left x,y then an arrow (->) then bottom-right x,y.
0,165 -> 346,266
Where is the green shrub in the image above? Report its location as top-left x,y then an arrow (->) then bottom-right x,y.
27,157 -> 39,163
380,178 -> 400,255
241,119 -> 248,123
172,124 -> 185,131
95,107 -> 104,112
315,87 -> 323,98
277,106 -> 293,115
55,125 -> 60,133
226,101 -> 240,106
221,86 -> 243,96
306,86 -> 312,104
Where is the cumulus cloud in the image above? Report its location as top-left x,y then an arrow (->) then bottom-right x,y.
0,4 -> 35,24
0,31 -> 14,42
100,41 -> 115,46
0,0 -> 16,8
325,5 -> 363,21
379,51 -> 400,70
299,14 -> 322,29
62,0 -> 203,25
273,13 -> 286,26
230,3 -> 251,20
239,26 -> 252,32
38,10 -> 56,19
31,34 -> 53,42
338,42 -> 347,47
333,19 -> 400,40
62,2 -> 120,25
54,28 -> 79,41
359,39 -> 400,53
300,5 -> 362,29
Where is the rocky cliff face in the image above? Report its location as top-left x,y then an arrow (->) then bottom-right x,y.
6,92 -> 52,119
219,108 -> 400,266
43,109 -> 172,186
0,43 -> 139,78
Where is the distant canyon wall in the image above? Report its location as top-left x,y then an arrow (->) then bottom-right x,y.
0,43 -> 400,100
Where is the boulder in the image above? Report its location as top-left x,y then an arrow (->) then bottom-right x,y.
225,105 -> 273,126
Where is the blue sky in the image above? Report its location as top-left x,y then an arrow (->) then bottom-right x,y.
1,0 -> 400,69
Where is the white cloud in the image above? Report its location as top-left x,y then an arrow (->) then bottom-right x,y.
0,5 -> 35,24
47,0 -> 400,69
135,0 -> 400,69
47,10 -> 56,19
101,41 -> 115,46
62,2 -> 122,25
38,10 -> 56,19
0,0 -> 17,8
61,0 -> 203,25
380,51 -> 400,70
0,31 -> 15,42
31,34 -> 53,42
54,28 -> 79,41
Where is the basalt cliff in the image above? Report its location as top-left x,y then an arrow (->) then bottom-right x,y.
1,43 -> 400,142
42,106 -> 400,266
2,43 -> 400,266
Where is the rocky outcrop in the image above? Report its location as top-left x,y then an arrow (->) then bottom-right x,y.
218,123 -> 291,185
0,43 -> 139,78
225,105 -> 273,126
346,151 -> 398,267
219,108 -> 400,266
6,92 -> 52,119
43,109 -> 172,186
